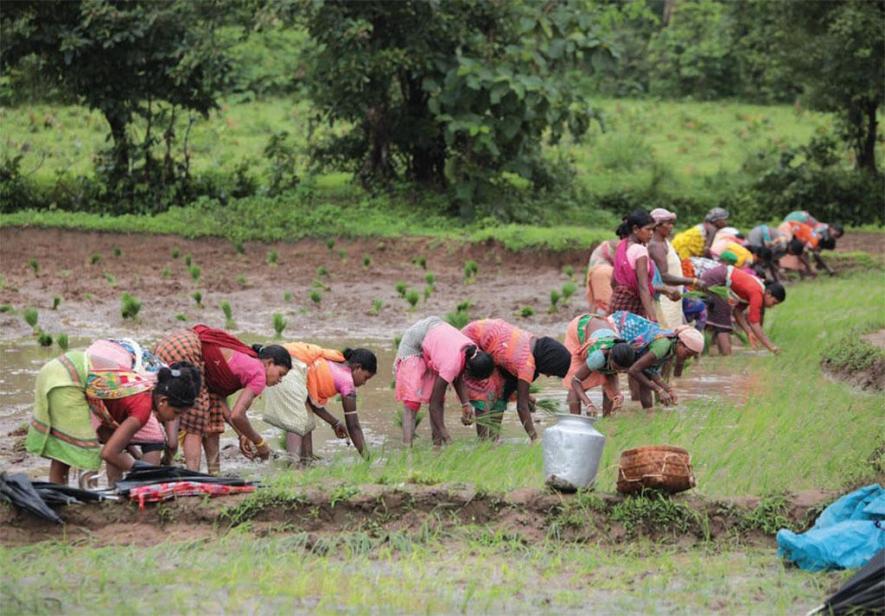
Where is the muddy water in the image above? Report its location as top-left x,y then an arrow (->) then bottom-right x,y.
0,336 -> 750,480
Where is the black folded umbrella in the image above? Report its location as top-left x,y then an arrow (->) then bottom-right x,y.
31,481 -> 114,505
0,472 -> 62,524
811,549 -> 885,615
114,462 -> 254,496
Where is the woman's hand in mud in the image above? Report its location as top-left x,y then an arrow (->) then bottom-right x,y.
657,388 -> 674,406
460,403 -> 475,426
770,345 -> 781,355
238,434 -> 257,460
255,441 -> 271,461
611,393 -> 624,411
527,395 -> 537,413
333,421 -> 348,440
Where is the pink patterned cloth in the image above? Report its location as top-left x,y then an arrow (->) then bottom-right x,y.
327,361 -> 356,397
613,239 -> 654,293
227,351 -> 266,395
129,481 -> 256,510
462,319 -> 535,383
394,321 -> 471,406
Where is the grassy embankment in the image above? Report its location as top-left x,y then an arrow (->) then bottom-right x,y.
0,98 -> 846,251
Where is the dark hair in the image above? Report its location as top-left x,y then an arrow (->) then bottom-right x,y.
616,209 -> 655,238
154,361 -> 201,408
765,281 -> 786,303
609,342 -> 636,368
464,345 -> 494,379
749,244 -> 772,263
831,223 -> 844,237
252,344 -> 293,369
343,347 -> 377,374
787,238 -> 805,256
819,236 -> 836,250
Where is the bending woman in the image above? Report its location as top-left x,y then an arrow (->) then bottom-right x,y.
609,209 -> 660,319
154,325 -> 290,473
395,316 -> 494,446
609,311 -> 705,409
263,344 -> 375,462
585,239 -> 618,314
462,319 -> 571,442
25,338 -> 200,486
699,265 -> 786,356
565,313 -> 636,417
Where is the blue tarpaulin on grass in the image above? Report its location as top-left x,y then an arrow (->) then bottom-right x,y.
777,484 -> 885,572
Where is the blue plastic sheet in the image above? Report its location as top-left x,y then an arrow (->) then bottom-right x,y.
777,484 -> 885,572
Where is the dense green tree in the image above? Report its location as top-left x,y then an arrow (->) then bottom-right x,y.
777,0 -> 884,174
1,0 -> 231,186
296,0 -> 613,216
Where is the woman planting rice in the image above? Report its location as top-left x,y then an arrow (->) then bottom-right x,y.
746,224 -> 805,281
585,238 -> 618,314
394,316 -> 493,446
462,319 -> 571,442
608,311 -> 706,409
609,209 -> 663,319
154,325 -> 290,473
262,344 -> 376,463
672,207 -> 730,261
565,313 -> 636,417
699,264 -> 786,356
25,338 -> 200,486
647,208 -> 702,329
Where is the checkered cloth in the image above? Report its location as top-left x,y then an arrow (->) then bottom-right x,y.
153,330 -> 225,435
129,481 -> 256,510
607,285 -> 646,317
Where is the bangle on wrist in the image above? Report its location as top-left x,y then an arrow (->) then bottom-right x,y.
254,438 -> 267,449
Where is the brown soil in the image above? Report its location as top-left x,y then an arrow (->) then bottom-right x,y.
0,228 -> 593,341
821,328 -> 885,392
835,231 -> 885,255
0,483 -> 837,548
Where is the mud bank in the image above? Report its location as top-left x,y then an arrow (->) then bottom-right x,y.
0,483 -> 835,548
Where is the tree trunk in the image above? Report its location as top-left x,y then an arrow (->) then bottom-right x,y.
662,0 -> 677,27
102,109 -> 131,184
858,99 -> 879,174
404,77 -> 446,187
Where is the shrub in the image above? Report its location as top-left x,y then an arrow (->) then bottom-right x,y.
121,293 -> 141,320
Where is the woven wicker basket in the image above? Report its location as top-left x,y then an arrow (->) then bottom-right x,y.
616,445 -> 696,495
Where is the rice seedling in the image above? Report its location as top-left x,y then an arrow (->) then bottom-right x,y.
51,296 -> 61,310
326,238 -> 336,252
23,307 -> 38,331
317,265 -> 329,278
395,281 -> 408,298
236,274 -> 247,287
563,264 -> 574,278
337,249 -> 347,260
175,314 -> 187,322
220,300 -> 235,328
283,291 -> 294,302
185,254 -> 192,267
120,293 -> 141,320
445,301 -> 472,329
234,240 -> 245,254
267,250 -> 278,266
463,260 -> 478,283
549,289 -> 561,311
312,278 -> 331,292
414,256 -> 427,270
273,313 -> 287,338
394,408 -> 425,429
561,281 -> 577,302
370,299 -> 383,316
171,247 -> 180,259
37,331 -> 53,347
405,289 -> 420,308
423,286 -> 432,301
103,272 -> 117,286
310,290 -> 322,305
0,304 -> 13,313
425,272 -> 436,288
90,253 -> 102,265
363,256 -> 372,269
189,265 -> 201,282
112,246 -> 122,257
161,267 -> 171,278
28,258 -> 39,275
192,291 -> 203,307
393,335 -> 402,350
520,306 -> 534,318
57,333 -> 69,351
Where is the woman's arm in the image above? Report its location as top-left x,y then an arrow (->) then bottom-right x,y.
568,364 -> 597,413
452,375 -> 474,425
341,395 -> 367,457
515,379 -> 537,441
734,309 -> 779,354
635,255 -> 658,320
229,389 -> 270,459
100,416 -> 142,473
428,376 -> 452,446
627,353 -> 673,404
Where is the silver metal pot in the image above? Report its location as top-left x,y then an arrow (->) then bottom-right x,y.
542,413 -> 606,492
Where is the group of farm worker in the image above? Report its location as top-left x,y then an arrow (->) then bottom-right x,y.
24,207 -> 840,483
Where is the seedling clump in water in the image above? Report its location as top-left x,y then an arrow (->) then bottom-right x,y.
185,254 -> 192,267
192,291 -> 203,307
189,265 -> 201,282
171,248 -> 180,259
57,333 -> 69,351
90,253 -> 102,266
283,291 -> 294,303
550,289 -> 561,312
310,290 -> 322,305
395,282 -> 408,298
273,313 -> 287,338
317,265 -> 329,278
121,293 -> 142,320
23,307 -> 39,331
406,289 -> 420,308
363,256 -> 372,269
236,274 -> 247,287
267,250 -> 278,266
28,258 -> 39,276
370,299 -> 383,316
112,246 -> 122,257
104,272 -> 117,287
161,267 -> 172,279
520,306 -> 535,318
220,301 -> 234,328
463,260 -> 478,284
561,282 -> 577,302
51,296 -> 62,310
425,273 -> 436,288
37,332 -> 53,347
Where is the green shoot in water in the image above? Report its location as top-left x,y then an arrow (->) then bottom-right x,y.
57,333 -> 69,351
112,246 -> 122,257
520,306 -> 534,318
370,299 -> 383,316
423,286 -> 432,302
51,296 -> 61,310
273,313 -> 287,338
463,260 -> 478,284
175,314 -> 187,322
28,258 -> 39,275
563,264 -> 574,278
395,281 -> 408,297
317,265 -> 329,278
326,238 -> 336,252
561,281 -> 577,302
425,272 -> 436,288
267,250 -> 278,266
233,240 -> 245,255
414,256 -> 427,270
192,291 -> 203,307
236,274 -> 247,287
220,300 -> 234,328
121,293 -> 142,320
189,265 -> 201,282
104,272 -> 116,287
161,267 -> 171,279
549,289 -> 561,312
185,254 -> 192,266
283,291 -> 294,302
0,304 -> 13,313
446,302 -> 471,329
90,253 -> 102,265
310,290 -> 322,305
23,307 -> 38,331
171,247 -> 180,259
37,331 -> 53,347
406,289 -> 420,308
363,256 -> 371,269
